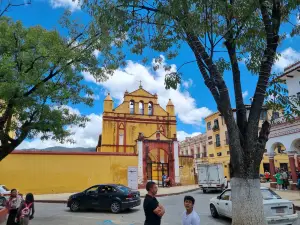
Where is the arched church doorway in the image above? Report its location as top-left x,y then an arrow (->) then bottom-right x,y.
146,148 -> 169,187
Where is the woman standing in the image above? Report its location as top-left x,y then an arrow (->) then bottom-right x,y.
5,189 -> 22,225
16,193 -> 35,225
274,171 -> 283,191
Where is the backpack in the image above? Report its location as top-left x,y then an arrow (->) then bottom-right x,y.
21,202 -> 33,218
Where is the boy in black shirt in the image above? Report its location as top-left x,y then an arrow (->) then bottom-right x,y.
143,181 -> 165,225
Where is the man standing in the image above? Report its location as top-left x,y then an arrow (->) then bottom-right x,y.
162,173 -> 167,187
182,196 -> 200,225
143,181 -> 165,225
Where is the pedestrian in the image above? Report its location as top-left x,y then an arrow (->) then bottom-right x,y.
264,170 -> 270,182
162,173 -> 167,187
5,189 -> 22,225
16,193 -> 35,225
182,196 -> 200,225
274,170 -> 283,191
143,181 -> 165,225
281,170 -> 288,191
224,176 -> 228,189
297,171 -> 300,189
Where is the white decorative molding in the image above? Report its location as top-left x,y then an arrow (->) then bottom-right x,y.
174,141 -> 180,183
269,128 -> 300,138
137,141 -> 143,184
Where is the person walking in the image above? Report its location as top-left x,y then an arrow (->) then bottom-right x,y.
274,170 -> 283,191
5,189 -> 22,225
143,181 -> 165,225
182,196 -> 200,225
16,193 -> 35,225
282,170 -> 288,191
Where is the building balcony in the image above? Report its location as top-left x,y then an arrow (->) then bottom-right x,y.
271,116 -> 300,126
215,142 -> 221,148
195,153 -> 201,158
212,124 -> 220,132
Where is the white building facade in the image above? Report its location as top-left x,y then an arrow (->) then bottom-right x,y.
266,61 -> 300,189
179,134 -> 207,173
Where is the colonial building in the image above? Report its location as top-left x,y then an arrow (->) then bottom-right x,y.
203,107 -> 287,178
179,134 -> 208,172
97,84 -> 181,187
266,61 -> 300,189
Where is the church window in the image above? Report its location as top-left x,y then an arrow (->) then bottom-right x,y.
139,101 -> 144,114
129,100 -> 135,114
148,102 -> 153,115
119,133 -> 124,145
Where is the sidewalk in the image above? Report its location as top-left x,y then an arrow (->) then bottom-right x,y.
261,183 -> 300,209
34,185 -> 200,203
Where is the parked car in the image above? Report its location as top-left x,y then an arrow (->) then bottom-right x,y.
0,185 -> 23,200
67,184 -> 141,213
0,185 -> 10,198
209,187 -> 299,224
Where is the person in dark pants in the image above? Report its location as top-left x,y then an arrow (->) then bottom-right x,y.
5,189 -> 22,225
143,181 -> 165,225
16,193 -> 35,225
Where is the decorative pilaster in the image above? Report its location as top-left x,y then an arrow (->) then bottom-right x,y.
268,153 -> 276,182
288,152 -> 298,183
137,140 -> 143,185
173,140 -> 180,184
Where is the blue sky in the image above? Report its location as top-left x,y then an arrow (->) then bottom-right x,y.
5,0 -> 300,149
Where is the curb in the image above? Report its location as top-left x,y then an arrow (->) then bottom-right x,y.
34,188 -> 201,204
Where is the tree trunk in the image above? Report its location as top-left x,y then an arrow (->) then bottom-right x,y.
231,178 -> 267,225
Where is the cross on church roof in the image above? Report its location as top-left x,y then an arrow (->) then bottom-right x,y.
139,80 -> 142,88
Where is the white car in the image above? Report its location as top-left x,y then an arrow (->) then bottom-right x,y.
209,187 -> 299,225
0,185 -> 10,198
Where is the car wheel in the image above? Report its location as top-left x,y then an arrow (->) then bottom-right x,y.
210,204 -> 219,218
111,201 -> 121,213
70,200 -> 80,212
203,189 -> 207,193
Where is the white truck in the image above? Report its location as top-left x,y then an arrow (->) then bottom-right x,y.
197,163 -> 226,193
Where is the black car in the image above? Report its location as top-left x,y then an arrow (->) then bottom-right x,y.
67,184 -> 141,213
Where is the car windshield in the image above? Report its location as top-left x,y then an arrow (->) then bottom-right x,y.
261,189 -> 281,200
0,186 -> 9,192
117,186 -> 131,193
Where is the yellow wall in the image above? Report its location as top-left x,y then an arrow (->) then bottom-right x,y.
0,153 -> 138,194
179,157 -> 195,185
100,87 -> 177,153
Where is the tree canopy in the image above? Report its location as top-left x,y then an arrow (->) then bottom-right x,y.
0,16 -> 124,160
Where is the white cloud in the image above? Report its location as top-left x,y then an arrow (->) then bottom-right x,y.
18,109 -> 102,149
49,0 -> 80,11
182,79 -> 193,88
85,94 -> 100,100
274,47 -> 300,71
242,90 -> 249,99
83,56 -> 212,125
93,49 -> 100,58
177,131 -> 202,142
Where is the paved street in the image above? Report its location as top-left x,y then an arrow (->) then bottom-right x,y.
30,190 -> 231,225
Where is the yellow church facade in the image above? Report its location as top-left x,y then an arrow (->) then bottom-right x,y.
98,85 -> 181,187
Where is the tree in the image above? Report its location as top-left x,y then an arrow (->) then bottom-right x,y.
0,0 -> 31,18
0,16 -> 124,161
82,0 -> 300,224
